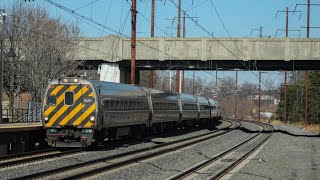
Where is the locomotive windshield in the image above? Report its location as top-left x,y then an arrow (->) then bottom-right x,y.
47,95 -> 57,106
65,91 -> 74,105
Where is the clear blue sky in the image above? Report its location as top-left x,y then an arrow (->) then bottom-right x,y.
2,0 -> 318,88
34,0 -> 320,38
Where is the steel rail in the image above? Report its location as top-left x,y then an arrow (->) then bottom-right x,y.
0,148 -> 84,168
13,120 -> 238,180
167,121 -> 274,180
211,122 -> 275,180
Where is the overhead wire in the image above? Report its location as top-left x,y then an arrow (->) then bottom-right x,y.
44,0 -> 245,95
73,0 -> 100,12
168,0 -> 276,89
10,23 -> 119,59
97,0 -> 113,51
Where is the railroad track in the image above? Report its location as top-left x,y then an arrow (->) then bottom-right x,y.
166,121 -> 275,180
13,120 -> 239,180
0,148 -> 85,168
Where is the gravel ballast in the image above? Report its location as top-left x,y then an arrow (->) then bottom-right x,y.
88,121 -> 259,180
0,120 -> 231,179
2,121 -> 316,180
228,125 -> 320,180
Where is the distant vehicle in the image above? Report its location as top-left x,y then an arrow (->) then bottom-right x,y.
42,76 -> 221,147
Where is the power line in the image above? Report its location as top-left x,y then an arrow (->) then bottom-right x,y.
168,0 -> 273,89
73,0 -> 101,12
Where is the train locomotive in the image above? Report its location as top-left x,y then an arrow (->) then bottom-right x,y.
42,76 -> 221,147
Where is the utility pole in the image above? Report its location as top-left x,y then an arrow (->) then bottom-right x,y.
131,0 -> 137,85
192,70 -> 195,95
0,9 -> 5,123
150,0 -> 155,88
177,0 -> 181,37
284,8 -> 288,124
183,12 -> 186,38
175,68 -> 180,92
235,69 -> 238,118
286,7 -> 289,37
274,7 -> 301,37
307,0 -> 310,38
175,0 -> 181,93
284,70 -> 287,123
181,11 -> 186,93
151,0 -> 155,38
305,0 -> 310,126
258,71 -> 261,121
305,0 -> 310,127
294,0 -> 320,37
250,26 -> 270,38
216,65 -> 218,87
305,71 -> 309,126
294,0 -> 320,127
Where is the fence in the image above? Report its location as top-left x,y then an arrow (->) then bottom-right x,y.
2,102 -> 42,123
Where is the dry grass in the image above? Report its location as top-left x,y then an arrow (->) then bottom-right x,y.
269,119 -> 320,134
305,124 -> 320,134
235,118 -> 319,134
270,120 -> 284,126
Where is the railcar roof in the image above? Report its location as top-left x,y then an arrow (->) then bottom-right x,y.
178,93 -> 197,103
197,96 -> 210,105
208,98 -> 217,106
88,80 -> 144,92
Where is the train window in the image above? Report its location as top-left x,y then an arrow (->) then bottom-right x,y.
131,101 -> 135,109
110,101 -> 115,109
64,92 -> 74,106
115,101 -> 120,109
134,101 -> 137,109
105,101 -> 110,109
47,96 -> 56,106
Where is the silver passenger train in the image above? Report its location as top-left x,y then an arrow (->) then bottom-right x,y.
42,76 -> 221,147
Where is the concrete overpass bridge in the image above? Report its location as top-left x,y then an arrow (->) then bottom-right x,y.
75,36 -> 320,71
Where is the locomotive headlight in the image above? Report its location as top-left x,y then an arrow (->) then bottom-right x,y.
73,78 -> 79,83
62,79 -> 68,83
90,116 -> 95,122
44,117 -> 49,121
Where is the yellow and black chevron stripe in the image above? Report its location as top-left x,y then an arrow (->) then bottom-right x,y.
44,84 -> 96,128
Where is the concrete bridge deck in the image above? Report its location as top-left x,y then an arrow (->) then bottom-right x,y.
74,36 -> 320,70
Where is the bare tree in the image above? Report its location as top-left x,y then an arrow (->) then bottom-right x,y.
3,2 -> 81,109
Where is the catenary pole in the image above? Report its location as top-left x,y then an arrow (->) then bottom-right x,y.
0,9 -> 5,123
150,0 -> 155,88
258,29 -> 262,121
284,70 -> 287,123
286,7 -> 289,37
175,0 -> 181,92
235,69 -> 238,118
131,0 -> 137,85
305,0 -> 310,126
